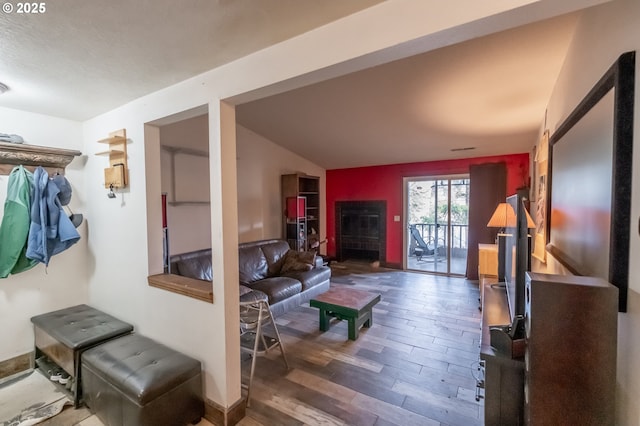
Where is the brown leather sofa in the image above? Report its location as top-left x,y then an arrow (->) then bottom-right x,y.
170,239 -> 331,317
169,248 -> 212,281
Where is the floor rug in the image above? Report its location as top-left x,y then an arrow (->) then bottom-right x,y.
0,370 -> 71,426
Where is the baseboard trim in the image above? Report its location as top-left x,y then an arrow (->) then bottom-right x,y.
204,396 -> 246,425
382,261 -> 401,269
0,352 -> 34,381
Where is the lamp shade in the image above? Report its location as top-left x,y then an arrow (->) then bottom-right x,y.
487,202 -> 535,229
487,203 -> 515,228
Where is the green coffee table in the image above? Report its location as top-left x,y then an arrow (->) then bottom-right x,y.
310,287 -> 381,340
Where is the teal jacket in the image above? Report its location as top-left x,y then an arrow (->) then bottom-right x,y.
0,166 -> 37,277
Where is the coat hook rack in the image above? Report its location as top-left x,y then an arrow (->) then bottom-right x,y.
0,142 -> 81,175
107,183 -> 116,199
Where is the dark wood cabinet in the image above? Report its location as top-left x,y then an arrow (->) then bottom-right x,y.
480,277 -> 525,425
281,174 -> 320,251
524,272 -> 617,425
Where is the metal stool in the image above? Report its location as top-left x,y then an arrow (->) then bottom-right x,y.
239,288 -> 289,406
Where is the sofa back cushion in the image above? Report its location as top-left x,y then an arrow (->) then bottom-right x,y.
238,239 -> 293,281
176,257 -> 212,281
169,248 -> 211,276
238,245 -> 268,284
260,240 -> 291,276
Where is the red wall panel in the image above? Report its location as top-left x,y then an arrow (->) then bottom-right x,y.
326,153 -> 529,267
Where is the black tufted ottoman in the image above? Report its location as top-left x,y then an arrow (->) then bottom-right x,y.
81,333 -> 204,426
31,304 -> 134,407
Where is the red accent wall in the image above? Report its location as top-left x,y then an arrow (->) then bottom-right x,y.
326,153 -> 529,266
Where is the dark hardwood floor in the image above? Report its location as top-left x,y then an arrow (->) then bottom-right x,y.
240,261 -> 484,426
36,261 -> 482,425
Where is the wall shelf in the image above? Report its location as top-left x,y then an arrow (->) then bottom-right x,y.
97,129 -> 128,189
0,142 -> 81,175
281,173 -> 321,251
95,150 -> 125,156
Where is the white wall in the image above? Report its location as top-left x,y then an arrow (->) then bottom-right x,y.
535,0 -> 640,423
158,117 -> 328,254
0,0 -> 608,412
160,115 -> 212,255
236,125 -> 325,244
0,106 -> 88,362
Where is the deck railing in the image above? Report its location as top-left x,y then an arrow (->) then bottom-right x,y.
410,223 -> 468,257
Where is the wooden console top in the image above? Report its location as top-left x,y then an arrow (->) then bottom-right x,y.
480,277 -> 511,359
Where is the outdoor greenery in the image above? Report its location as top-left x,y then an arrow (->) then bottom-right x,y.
408,179 -> 469,225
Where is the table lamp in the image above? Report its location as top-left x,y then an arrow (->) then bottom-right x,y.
487,203 -> 514,282
487,203 -> 535,282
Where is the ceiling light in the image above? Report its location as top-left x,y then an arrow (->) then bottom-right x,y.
0,82 -> 9,94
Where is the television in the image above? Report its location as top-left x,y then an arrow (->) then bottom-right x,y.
504,193 -> 531,320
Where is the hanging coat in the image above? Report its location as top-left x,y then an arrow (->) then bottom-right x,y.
0,166 -> 37,277
26,167 -> 80,266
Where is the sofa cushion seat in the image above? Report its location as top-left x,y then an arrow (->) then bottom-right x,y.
248,277 -> 302,304
259,240 -> 291,276
283,266 -> 332,291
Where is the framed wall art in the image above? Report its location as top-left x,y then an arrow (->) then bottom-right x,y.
532,130 -> 548,263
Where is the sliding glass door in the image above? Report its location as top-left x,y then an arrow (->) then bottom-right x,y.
405,176 -> 469,275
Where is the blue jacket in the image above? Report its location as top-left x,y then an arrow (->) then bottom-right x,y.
26,167 -> 80,266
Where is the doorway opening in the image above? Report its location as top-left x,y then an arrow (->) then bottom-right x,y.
405,176 -> 469,275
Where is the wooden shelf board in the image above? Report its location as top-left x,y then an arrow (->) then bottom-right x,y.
147,273 -> 213,303
97,136 -> 126,144
0,142 -> 82,175
480,277 -> 511,359
95,150 -> 125,156
168,201 -> 210,206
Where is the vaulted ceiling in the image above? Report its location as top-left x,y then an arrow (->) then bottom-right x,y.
236,13 -> 579,169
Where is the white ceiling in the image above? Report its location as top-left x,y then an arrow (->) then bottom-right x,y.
0,0 -> 382,120
0,1 -> 591,170
236,12 -> 579,169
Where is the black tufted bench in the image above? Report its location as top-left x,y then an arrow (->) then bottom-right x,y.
81,333 -> 204,426
31,304 -> 134,407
